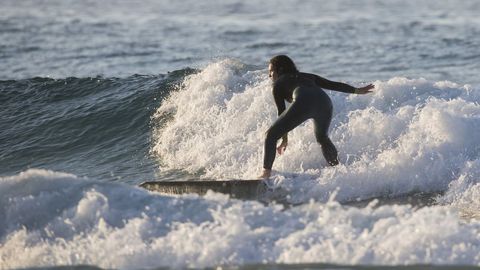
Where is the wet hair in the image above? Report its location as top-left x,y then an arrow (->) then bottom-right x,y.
269,55 -> 299,75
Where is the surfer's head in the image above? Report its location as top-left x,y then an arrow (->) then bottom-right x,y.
269,55 -> 299,81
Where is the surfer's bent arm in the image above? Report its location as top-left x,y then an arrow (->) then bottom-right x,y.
273,84 -> 286,116
310,73 -> 357,94
273,85 -> 288,142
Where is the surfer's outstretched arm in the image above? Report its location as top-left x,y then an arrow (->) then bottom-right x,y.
305,73 -> 374,94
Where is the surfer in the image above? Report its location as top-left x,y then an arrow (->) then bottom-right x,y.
260,55 -> 374,178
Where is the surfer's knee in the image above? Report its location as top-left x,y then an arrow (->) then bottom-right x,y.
315,134 -> 329,145
265,126 -> 283,143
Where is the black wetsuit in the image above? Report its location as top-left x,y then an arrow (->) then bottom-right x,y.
263,72 -> 356,170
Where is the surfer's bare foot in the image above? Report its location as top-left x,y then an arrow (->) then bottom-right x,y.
259,169 -> 271,179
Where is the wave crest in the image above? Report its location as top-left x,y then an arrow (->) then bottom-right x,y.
152,60 -> 480,204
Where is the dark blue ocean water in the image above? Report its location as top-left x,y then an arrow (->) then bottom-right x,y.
2,0 -> 480,269
0,73 -> 191,183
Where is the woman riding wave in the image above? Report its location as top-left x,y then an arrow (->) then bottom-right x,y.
260,55 -> 374,178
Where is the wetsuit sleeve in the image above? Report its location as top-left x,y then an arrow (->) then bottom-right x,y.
272,83 -> 286,115
311,74 -> 356,94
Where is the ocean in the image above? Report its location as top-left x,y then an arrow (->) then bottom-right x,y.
1,0 -> 480,269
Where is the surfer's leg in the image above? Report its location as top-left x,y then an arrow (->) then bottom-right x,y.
263,102 -> 309,170
313,110 -> 339,166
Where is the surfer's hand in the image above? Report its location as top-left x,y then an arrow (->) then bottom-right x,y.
355,84 -> 374,94
277,140 -> 288,155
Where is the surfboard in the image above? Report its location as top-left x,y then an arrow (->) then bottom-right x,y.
139,180 -> 441,207
139,179 -> 271,201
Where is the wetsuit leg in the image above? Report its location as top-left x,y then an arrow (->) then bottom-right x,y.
313,109 -> 339,166
263,102 -> 310,170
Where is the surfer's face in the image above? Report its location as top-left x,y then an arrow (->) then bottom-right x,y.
268,63 -> 278,81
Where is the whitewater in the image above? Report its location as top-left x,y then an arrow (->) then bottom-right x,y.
2,59 -> 480,268
2,0 -> 480,269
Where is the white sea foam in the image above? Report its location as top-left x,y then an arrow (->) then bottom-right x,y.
3,60 -> 479,268
439,158 -> 480,219
152,59 -> 480,204
1,169 -> 480,269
